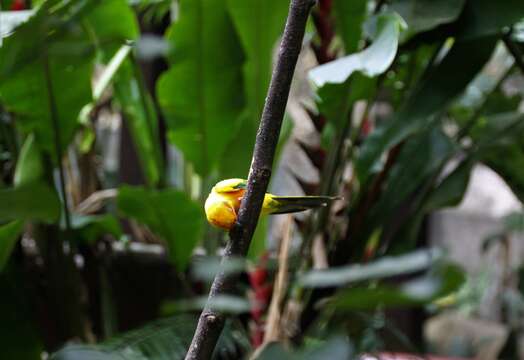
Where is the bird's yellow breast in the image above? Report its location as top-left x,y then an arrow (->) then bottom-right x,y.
204,190 -> 241,230
204,183 -> 276,230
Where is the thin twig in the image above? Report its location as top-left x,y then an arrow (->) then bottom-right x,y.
75,188 -> 118,215
184,1 -> 316,359
263,215 -> 293,344
43,54 -> 72,231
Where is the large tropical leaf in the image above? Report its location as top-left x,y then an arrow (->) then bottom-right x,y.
310,13 -> 405,131
300,248 -> 442,288
310,13 -> 405,87
423,159 -> 474,211
69,214 -> 123,245
255,337 -> 353,360
470,112 -> 524,202
0,1 -> 95,154
331,264 -> 465,310
390,0 -> 466,40
0,183 -> 61,223
50,316 -> 250,360
333,0 -> 368,54
116,186 -> 204,270
85,0 -> 163,187
458,0 -> 524,40
356,0 -> 524,184
157,0 -> 245,177
356,36 -> 496,184
369,127 -> 456,228
219,0 -> 289,178
113,58 -> 164,187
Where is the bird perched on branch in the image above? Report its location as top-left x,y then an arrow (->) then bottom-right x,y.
205,178 -> 340,230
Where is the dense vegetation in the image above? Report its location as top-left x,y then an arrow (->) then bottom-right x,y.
0,0 -> 523,358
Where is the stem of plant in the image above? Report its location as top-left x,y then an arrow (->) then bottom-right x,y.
184,1 -> 316,359
43,54 -> 72,232
130,51 -> 167,188
40,52 -> 89,342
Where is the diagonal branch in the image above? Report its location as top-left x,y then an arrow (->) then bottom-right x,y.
184,0 -> 316,359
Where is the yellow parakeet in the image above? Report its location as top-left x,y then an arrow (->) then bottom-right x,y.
205,178 -> 340,230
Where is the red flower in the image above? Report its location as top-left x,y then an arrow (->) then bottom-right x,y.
10,0 -> 26,11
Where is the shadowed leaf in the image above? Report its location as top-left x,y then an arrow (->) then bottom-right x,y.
157,0 -> 245,177
0,183 -> 61,223
300,248 -> 442,288
0,221 -> 23,272
117,186 -> 204,271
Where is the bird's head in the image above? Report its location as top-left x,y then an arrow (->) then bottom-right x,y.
212,178 -> 247,194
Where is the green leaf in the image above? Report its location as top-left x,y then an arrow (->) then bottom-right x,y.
470,112 -> 524,202
0,1 -> 93,77
113,58 -> 163,187
310,14 -> 404,132
157,0 -> 245,177
333,0 -> 367,53
0,221 -> 23,272
356,0 -> 524,184
309,13 -> 405,87
0,2 -> 95,154
84,0 -> 163,186
451,44 -> 516,120
0,54 -> 93,156
371,127 -> 456,224
317,73 -> 377,131
117,186 -> 204,270
470,112 -> 524,146
219,0 -> 289,178
13,134 -> 43,187
226,0 -> 287,113
356,36 -> 497,184
390,158 -> 475,250
424,160 -> 474,210
0,183 -> 61,223
354,129 -> 456,253
299,248 -> 442,288
83,0 -> 139,54
255,337 -> 353,360
69,214 -> 123,244
457,0 -> 524,40
50,316 -> 250,360
331,264 -> 465,310
390,0 -> 466,40
481,141 -> 524,203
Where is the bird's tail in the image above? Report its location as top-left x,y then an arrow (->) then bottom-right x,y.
267,195 -> 341,215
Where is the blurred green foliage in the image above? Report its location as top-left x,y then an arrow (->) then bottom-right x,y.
0,0 -> 523,358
